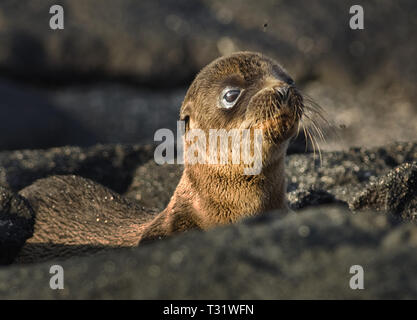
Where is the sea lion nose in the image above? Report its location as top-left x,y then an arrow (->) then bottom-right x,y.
274,84 -> 290,100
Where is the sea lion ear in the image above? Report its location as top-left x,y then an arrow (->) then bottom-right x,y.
180,102 -> 192,132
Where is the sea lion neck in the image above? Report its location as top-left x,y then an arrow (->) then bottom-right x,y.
160,154 -> 288,229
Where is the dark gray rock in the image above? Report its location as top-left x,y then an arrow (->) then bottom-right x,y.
125,160 -> 183,210
0,144 -> 153,193
352,162 -> 417,219
287,142 -> 417,192
0,142 -> 415,298
1,206 -> 417,299
286,143 -> 417,216
0,186 -> 34,264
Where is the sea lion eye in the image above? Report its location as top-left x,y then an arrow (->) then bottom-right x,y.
220,88 -> 241,109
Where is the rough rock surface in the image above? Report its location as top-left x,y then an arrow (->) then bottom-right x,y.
351,162 -> 417,219
125,160 -> 182,210
1,206 -> 417,299
0,142 -> 415,298
0,144 -> 153,193
0,187 -> 34,264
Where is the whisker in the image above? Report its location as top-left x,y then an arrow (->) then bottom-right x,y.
295,90 -> 330,165
302,122 -> 309,152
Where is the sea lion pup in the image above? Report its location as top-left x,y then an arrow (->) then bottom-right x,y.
139,51 -> 306,241
18,52 -> 311,259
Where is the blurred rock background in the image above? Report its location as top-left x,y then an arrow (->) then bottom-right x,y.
0,0 -> 415,151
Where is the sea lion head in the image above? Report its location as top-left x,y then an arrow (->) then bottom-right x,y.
180,51 -> 304,170
143,52 -> 314,236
